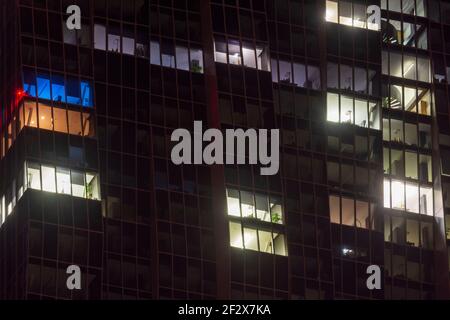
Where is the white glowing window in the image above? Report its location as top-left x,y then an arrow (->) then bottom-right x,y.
175,46 -> 189,71
71,171 -> 85,198
229,222 -> 243,249
327,93 -> 339,123
41,165 -> 56,193
27,163 -> 41,190
86,173 -> 100,200
355,99 -> 368,128
242,44 -> 256,69
391,180 -> 405,210
227,189 -> 241,217
341,96 -> 354,124
258,230 -> 274,254
56,168 -> 71,195
420,186 -> 433,216
273,233 -> 287,256
270,198 -> 283,224
243,228 -> 258,251
241,191 -> 255,218
228,42 -> 241,65
406,182 -> 419,213
339,1 -> 352,26
325,0 -> 338,23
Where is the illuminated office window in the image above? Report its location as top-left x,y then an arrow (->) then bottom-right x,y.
56,168 -> 71,195
327,93 -> 380,129
214,39 -> 270,72
41,165 -> 56,193
326,0 -> 380,30
382,18 -> 427,49
229,222 -> 287,256
27,162 -> 41,190
382,51 -> 431,83
382,0 -> 427,17
329,195 -> 372,230
23,70 -> 94,107
384,178 -> 433,215
227,188 -> 286,256
226,189 -> 284,224
24,162 -> 100,201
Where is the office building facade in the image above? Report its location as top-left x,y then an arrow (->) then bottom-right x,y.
1,0 -> 450,300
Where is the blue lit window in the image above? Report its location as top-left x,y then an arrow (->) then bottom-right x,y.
23,70 -> 93,108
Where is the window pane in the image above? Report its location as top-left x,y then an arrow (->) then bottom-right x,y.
293,63 -> 306,87
391,149 -> 404,177
27,162 -> 41,190
417,57 -> 430,82
326,0 -> 338,23
420,186 -> 433,216
327,93 -> 339,123
86,173 -> 100,200
51,75 -> 65,103
228,41 -> 241,65
122,36 -> 135,55
406,182 -> 419,213
273,233 -> 287,256
214,41 -> 227,64
339,1 -> 352,26
356,201 -> 369,229
108,33 -> 121,52
405,123 -> 418,146
242,43 -> 256,69
384,179 -> 391,208
407,219 -> 420,246
53,107 -> 68,133
270,197 -> 283,224
419,155 -> 432,182
94,24 -> 106,50
405,152 -> 418,179
227,189 -> 240,217
258,230 -> 273,254
391,119 -> 403,143
241,191 -> 255,218
342,197 -> 355,226
255,194 -> 270,222
150,41 -> 161,65
392,180 -> 405,210
330,195 -> 340,224
355,99 -> 368,128
25,101 -> 37,128
175,46 -> 189,71
38,103 -> 53,131
71,171 -> 85,198
41,165 -> 56,193
243,228 -> 258,251
56,168 -> 71,195
341,96 -> 353,124
68,110 -> 82,135
229,222 -> 243,249
82,112 -> 95,137
190,48 -> 204,73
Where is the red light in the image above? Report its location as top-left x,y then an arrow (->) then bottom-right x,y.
16,89 -> 25,97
